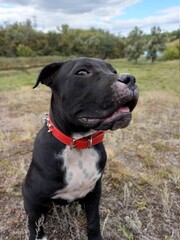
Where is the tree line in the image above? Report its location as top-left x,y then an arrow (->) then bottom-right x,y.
0,19 -> 179,62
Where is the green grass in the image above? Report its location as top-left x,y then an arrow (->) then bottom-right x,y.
0,56 -> 72,90
0,69 -> 38,91
109,59 -> 179,93
0,58 -> 179,93
0,55 -> 69,69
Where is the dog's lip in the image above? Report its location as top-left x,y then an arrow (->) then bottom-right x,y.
103,106 -> 130,123
78,106 -> 131,125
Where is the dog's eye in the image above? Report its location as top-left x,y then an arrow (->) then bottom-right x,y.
76,70 -> 89,76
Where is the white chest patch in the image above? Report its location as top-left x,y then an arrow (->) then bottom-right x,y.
51,146 -> 101,202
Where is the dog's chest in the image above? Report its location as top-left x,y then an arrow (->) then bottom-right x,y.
52,146 -> 101,201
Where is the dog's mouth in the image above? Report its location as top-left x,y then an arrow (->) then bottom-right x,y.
77,83 -> 139,131
78,102 -> 134,131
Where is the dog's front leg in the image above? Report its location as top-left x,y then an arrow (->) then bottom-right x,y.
28,219 -> 45,240
23,198 -> 48,240
28,212 -> 47,240
84,180 -> 103,240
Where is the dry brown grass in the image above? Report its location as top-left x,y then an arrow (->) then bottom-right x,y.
0,85 -> 179,239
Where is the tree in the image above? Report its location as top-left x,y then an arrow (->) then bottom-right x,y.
125,26 -> 145,63
0,27 -> 6,56
44,31 -> 60,55
81,29 -> 122,59
0,19 -> 176,59
146,26 -> 166,63
0,20 -> 38,56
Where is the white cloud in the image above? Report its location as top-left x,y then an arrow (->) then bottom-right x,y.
0,1 -> 178,35
0,0 -> 141,31
111,6 -> 179,35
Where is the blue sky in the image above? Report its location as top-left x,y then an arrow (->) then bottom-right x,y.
0,0 -> 179,35
120,0 -> 178,19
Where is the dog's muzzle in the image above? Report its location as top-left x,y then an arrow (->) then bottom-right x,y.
78,74 -> 139,131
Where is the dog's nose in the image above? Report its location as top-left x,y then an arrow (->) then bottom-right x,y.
117,74 -> 136,86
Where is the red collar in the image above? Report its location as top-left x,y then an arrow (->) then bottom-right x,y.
46,114 -> 105,149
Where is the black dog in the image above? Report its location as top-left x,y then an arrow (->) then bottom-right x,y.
22,57 -> 139,240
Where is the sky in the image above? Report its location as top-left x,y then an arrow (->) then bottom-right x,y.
0,0 -> 179,35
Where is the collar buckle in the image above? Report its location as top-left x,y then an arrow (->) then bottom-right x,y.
87,135 -> 93,148
70,138 -> 76,150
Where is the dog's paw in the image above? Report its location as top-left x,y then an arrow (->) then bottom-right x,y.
88,236 -> 103,240
37,236 -> 47,240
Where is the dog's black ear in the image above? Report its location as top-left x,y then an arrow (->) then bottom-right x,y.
33,62 -> 63,89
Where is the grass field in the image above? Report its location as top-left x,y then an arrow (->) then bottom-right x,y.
0,57 -> 179,239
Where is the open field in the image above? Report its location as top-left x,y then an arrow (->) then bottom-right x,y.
0,58 -> 179,239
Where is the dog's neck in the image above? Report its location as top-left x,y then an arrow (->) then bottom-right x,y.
46,113 -> 104,149
49,93 -> 100,138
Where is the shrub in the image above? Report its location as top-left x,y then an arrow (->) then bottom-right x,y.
16,44 -> 36,57
162,43 -> 179,60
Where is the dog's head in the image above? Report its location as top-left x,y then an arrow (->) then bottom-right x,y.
34,57 -> 139,131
